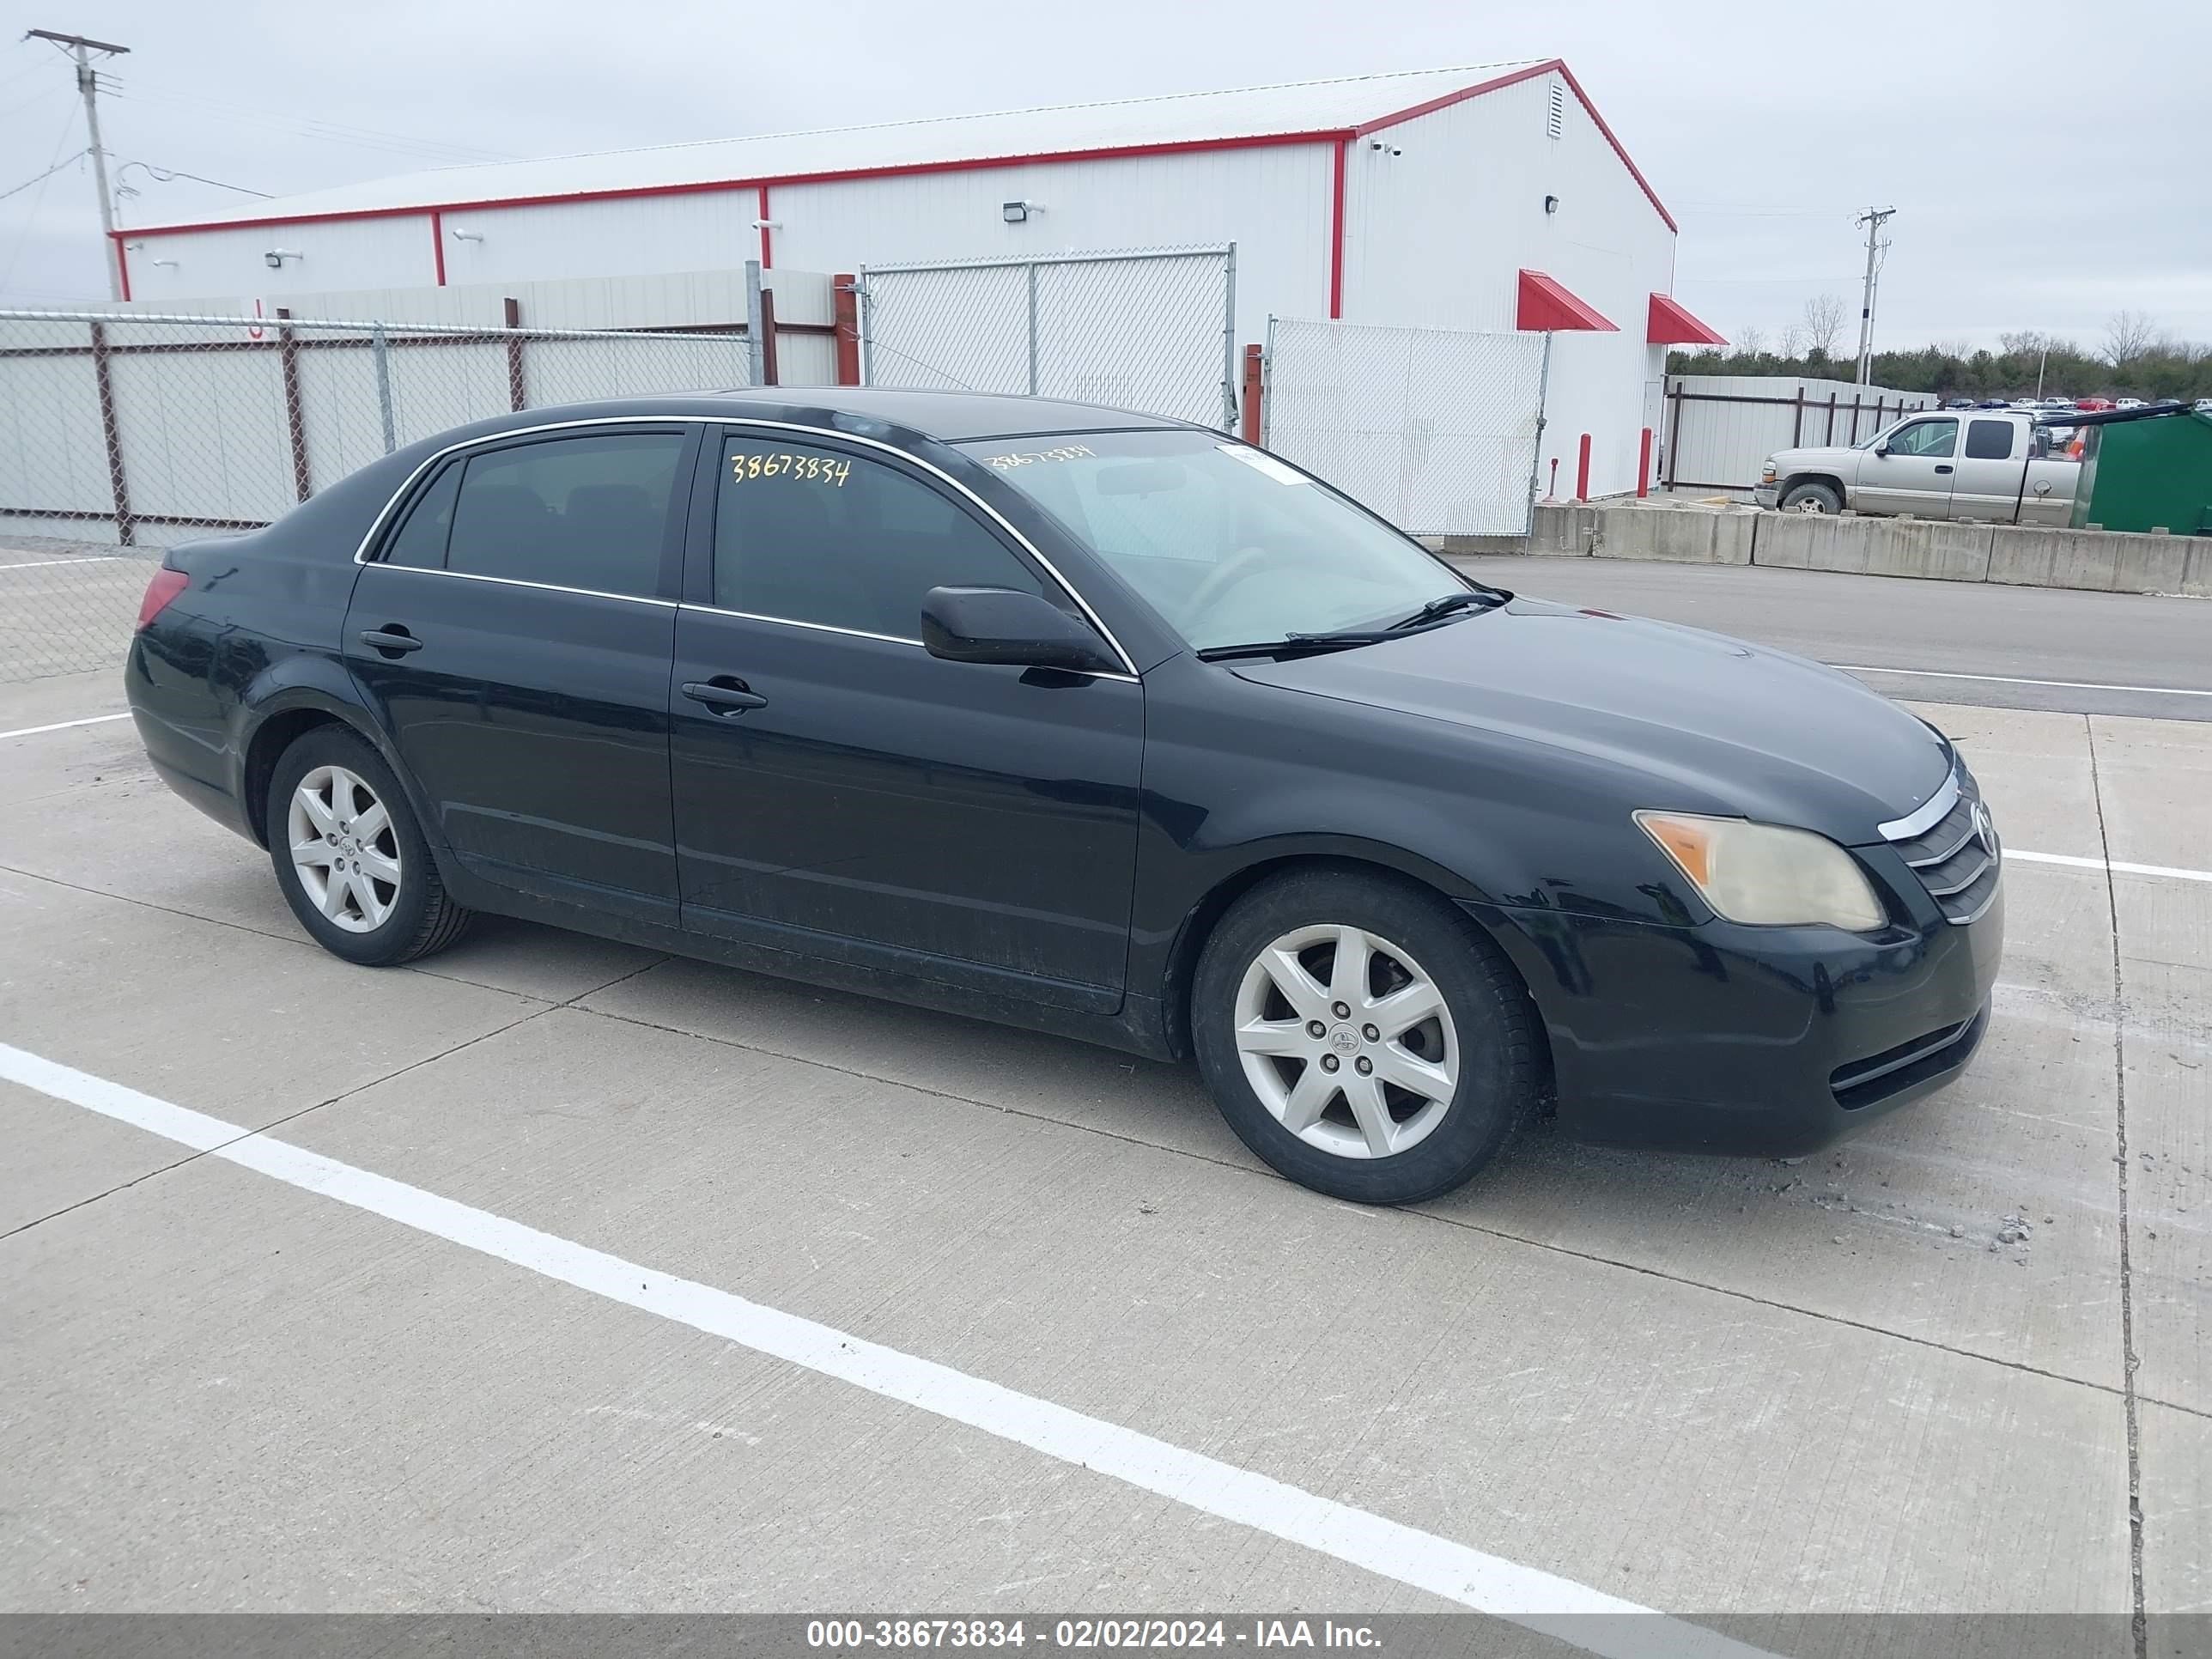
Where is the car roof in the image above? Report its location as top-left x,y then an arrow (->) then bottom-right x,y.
420,386 -> 1192,451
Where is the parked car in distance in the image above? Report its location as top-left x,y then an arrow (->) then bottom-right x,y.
127,389 -> 2002,1205
2115,398 -> 2146,410
1978,398 -> 2012,409
1757,409 -> 2074,523
1943,398 -> 1977,410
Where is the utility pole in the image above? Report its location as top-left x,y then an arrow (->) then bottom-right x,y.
1852,206 -> 1894,386
26,28 -> 132,301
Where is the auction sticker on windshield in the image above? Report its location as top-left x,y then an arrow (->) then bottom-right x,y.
1214,444 -> 1309,485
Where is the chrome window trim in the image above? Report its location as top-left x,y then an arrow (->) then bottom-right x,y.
680,602 -> 1140,686
350,415 -> 702,568
707,416 -> 1140,680
362,562 -> 678,609
1877,768 -> 1960,842
350,410 -> 1143,679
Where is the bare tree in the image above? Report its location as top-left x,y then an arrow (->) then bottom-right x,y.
1998,330 -> 2050,358
1778,323 -> 1808,360
2104,310 -> 2162,365
1732,325 -> 1766,358
1933,337 -> 1972,361
1801,294 -> 1847,357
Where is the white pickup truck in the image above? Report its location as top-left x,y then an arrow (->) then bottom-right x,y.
1753,410 -> 2076,525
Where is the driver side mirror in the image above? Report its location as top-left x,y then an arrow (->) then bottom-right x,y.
1874,443 -> 1891,457
921,586 -> 1119,674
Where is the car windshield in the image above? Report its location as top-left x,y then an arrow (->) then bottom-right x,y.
958,429 -> 1463,652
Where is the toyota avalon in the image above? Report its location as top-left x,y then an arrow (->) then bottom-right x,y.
125,390 -> 2002,1204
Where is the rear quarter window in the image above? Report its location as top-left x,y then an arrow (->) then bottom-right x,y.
1965,420 -> 2015,461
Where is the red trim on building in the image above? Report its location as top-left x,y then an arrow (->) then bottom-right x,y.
113,238 -> 131,302
112,131 -> 1345,240
107,62 -> 1674,281
1516,269 -> 1615,331
430,210 -> 447,286
757,185 -> 772,267
1327,137 -> 1348,318
1356,58 -> 1675,233
1646,291 -> 1723,346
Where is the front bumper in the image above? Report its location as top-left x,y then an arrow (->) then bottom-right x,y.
1475,874 -> 2004,1156
1753,483 -> 1780,507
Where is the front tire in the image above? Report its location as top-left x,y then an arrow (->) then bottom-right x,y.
1778,480 -> 1843,514
1192,868 -> 1540,1204
267,725 -> 471,966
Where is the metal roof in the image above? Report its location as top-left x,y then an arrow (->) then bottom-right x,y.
131,61 -> 1547,231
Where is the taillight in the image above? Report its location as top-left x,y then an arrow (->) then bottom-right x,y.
136,567 -> 188,630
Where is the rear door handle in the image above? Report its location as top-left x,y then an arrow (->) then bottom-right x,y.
682,677 -> 769,714
358,625 -> 422,655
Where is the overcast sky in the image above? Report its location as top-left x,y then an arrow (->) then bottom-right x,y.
3,0 -> 2203,356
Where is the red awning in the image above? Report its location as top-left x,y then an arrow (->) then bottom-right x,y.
1646,292 -> 1726,346
1516,270 -> 1617,332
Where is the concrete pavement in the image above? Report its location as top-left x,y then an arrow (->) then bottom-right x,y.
1,677 -> 2207,1643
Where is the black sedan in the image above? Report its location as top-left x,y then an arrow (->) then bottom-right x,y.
126,390 -> 2002,1204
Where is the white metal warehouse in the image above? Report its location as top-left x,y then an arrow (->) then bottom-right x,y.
109,59 -> 1721,499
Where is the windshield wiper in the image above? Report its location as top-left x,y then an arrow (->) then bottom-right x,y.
1195,630 -> 1401,662
1389,587 -> 1509,629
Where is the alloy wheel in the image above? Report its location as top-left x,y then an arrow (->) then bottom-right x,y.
286,764 -> 401,933
1232,923 -> 1460,1159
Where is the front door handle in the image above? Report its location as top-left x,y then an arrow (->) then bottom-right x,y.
358,625 -> 422,656
1934,464 -> 1954,474
682,677 -> 769,714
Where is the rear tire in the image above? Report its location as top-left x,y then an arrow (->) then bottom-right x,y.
1191,868 -> 1540,1205
266,725 -> 471,966
1778,481 -> 1843,514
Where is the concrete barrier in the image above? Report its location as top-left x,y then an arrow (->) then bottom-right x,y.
1590,503 -> 1753,564
1754,513 -> 1995,581
1431,502 -> 1591,558
1429,500 -> 2212,597
1984,526 -> 2201,595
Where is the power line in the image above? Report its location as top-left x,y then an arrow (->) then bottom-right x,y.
0,145 -> 86,204
0,101 -> 85,298
112,158 -> 271,200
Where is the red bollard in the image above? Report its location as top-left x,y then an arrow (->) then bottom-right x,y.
1638,427 -> 1653,498
1575,433 -> 1592,502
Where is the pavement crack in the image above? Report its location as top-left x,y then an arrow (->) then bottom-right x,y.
0,1003 -> 554,1244
2087,713 -> 2148,1659
563,1002 -> 2182,1415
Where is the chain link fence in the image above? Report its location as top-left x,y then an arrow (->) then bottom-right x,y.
1262,318 -> 1550,537
859,246 -> 1237,430
0,309 -> 752,683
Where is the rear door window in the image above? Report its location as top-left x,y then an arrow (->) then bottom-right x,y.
712,433 -> 1044,637
440,429 -> 687,598
1964,420 -> 2015,460
381,460 -> 463,569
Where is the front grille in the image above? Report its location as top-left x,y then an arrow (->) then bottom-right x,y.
1886,758 -> 2001,925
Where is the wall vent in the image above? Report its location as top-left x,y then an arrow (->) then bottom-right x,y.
1547,81 -> 1566,141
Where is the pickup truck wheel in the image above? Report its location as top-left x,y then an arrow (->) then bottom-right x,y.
1779,481 -> 1842,514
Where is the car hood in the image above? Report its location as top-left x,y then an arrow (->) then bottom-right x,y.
1229,598 -> 1952,842
1771,443 -> 1863,471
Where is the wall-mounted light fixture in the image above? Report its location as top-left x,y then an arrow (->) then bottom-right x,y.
1543,194 -> 1559,215
1002,199 -> 1042,224
748,218 -> 782,231
447,226 -> 483,243
150,258 -> 179,269
264,248 -> 303,269
1368,140 -> 1402,156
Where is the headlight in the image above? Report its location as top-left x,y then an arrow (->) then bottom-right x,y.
1759,459 -> 1778,483
1635,811 -> 1885,931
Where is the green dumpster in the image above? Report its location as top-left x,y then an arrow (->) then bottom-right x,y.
2069,406 -> 2212,535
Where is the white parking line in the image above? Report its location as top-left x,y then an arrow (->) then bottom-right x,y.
0,556 -> 125,570
0,1039 -> 1775,1659
0,712 -> 132,741
2007,848 -> 2212,884
1836,665 -> 2212,698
